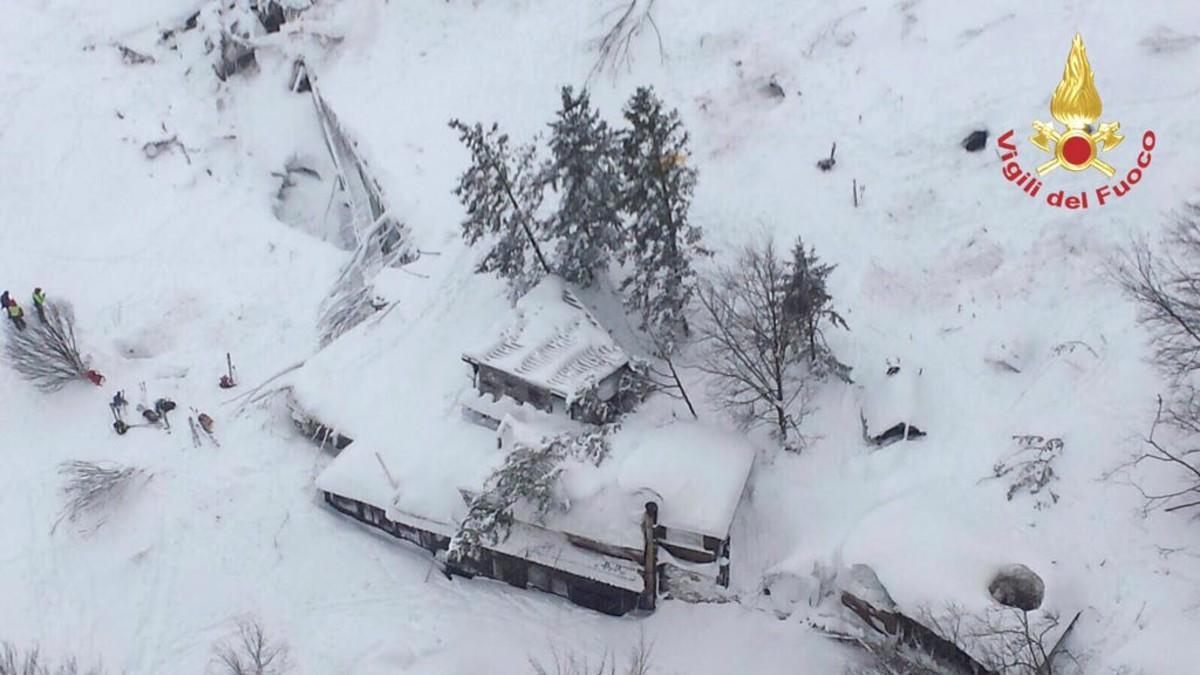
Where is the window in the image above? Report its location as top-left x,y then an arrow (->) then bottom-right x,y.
551,576 -> 570,598
328,493 -> 359,514
662,527 -> 706,551
526,387 -> 550,411
528,565 -> 552,592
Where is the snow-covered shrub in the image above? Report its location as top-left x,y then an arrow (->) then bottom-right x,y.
212,619 -> 290,675
450,425 -> 619,560
54,461 -> 148,533
450,441 -> 564,561
990,436 -> 1064,509
4,301 -> 91,392
782,236 -> 850,377
195,1 -> 263,81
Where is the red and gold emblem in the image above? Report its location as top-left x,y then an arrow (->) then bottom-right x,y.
1030,34 -> 1124,177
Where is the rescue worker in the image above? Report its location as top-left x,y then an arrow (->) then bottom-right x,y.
6,299 -> 25,331
31,288 -> 46,322
154,398 -> 176,429
110,390 -> 128,421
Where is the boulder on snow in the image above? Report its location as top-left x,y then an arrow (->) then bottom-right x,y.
988,563 -> 1044,611
962,129 -> 988,152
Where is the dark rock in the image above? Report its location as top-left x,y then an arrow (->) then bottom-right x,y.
989,563 -> 1044,611
764,77 -> 786,99
962,129 -> 989,152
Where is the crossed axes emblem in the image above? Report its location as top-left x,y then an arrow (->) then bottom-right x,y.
1030,120 -> 1124,177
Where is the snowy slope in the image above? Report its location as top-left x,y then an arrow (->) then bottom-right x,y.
2,0 -> 1199,673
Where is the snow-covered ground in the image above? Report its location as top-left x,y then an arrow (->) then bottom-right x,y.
2,0 -> 1199,672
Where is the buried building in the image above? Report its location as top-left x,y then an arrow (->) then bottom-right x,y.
860,360 -> 927,446
288,278 -> 755,615
460,277 -> 643,426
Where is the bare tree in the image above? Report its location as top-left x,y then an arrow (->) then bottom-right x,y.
1104,397 -> 1200,514
1112,205 -> 1200,513
5,301 -> 91,392
695,238 -> 811,447
212,619 -> 290,675
0,643 -> 102,675
53,461 -> 149,534
531,634 -> 653,675
588,0 -> 665,81
918,604 -> 1065,675
1114,206 -> 1200,432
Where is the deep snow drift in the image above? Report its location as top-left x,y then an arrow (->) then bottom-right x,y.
1,1 -> 1199,673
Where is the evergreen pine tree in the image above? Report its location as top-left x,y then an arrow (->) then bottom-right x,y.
783,237 -> 849,375
449,120 -> 551,292
619,86 -> 707,352
544,86 -> 624,287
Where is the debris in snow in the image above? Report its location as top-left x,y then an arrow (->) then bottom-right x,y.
860,360 -> 926,446
159,11 -> 200,43
763,75 -> 786,99
962,129 -> 988,152
988,435 -> 1063,508
1140,26 -> 1200,54
840,591 -> 995,675
4,300 -> 97,392
587,0 -> 666,82
114,43 -> 155,65
142,135 -> 192,164
988,563 -> 1045,611
53,460 -> 150,534
220,352 -> 238,389
189,416 -> 202,447
816,142 -> 836,171
289,58 -> 312,92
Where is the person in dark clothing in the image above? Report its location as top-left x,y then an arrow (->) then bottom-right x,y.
110,391 -> 128,421
154,398 -> 176,429
0,291 -> 10,309
31,288 -> 46,322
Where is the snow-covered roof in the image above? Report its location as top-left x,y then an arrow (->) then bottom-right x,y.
489,522 -> 645,593
462,276 -> 630,402
861,362 -> 925,439
549,419 -> 758,545
296,268 -> 754,578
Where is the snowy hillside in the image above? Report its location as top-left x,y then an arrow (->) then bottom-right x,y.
2,0 -> 1199,673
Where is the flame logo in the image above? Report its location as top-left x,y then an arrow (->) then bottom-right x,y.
1030,33 -> 1123,177
1049,34 -> 1102,129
